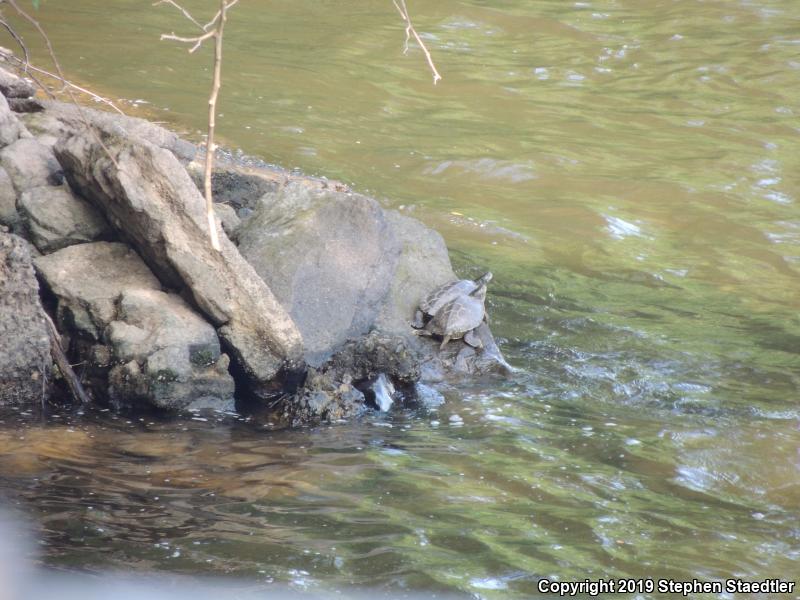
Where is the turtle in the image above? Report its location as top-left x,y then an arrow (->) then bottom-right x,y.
417,282 -> 488,349
412,271 -> 492,329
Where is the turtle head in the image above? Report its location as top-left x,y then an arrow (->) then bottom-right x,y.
469,282 -> 488,302
475,271 -> 493,286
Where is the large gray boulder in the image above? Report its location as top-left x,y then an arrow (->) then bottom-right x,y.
0,232 -> 51,404
53,128 -> 305,396
237,183 -> 455,366
18,185 -> 111,253
34,242 -> 235,410
237,183 -> 512,404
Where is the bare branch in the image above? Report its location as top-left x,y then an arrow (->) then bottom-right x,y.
392,0 -> 442,84
0,16 -> 52,97
156,0 -> 232,251
160,29 -> 216,53
152,0 -> 204,31
201,0 -> 228,252
200,0 -> 239,31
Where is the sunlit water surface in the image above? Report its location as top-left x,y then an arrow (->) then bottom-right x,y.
1,0 -> 799,597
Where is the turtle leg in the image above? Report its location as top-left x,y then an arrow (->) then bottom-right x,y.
464,329 -> 483,349
411,309 -> 425,329
439,335 -> 451,350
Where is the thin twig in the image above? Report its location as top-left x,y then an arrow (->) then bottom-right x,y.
152,0 -> 204,30
0,48 -> 122,112
0,15 -> 29,70
0,17 -> 52,97
160,29 -> 216,53
392,0 -> 442,84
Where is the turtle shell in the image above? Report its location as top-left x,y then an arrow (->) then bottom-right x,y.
426,285 -> 487,338
419,279 -> 476,317
419,272 -> 492,317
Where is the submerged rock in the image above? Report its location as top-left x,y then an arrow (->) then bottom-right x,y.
53,127 -> 305,397
0,232 -> 51,404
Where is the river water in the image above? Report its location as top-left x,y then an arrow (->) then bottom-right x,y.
1,0 -> 799,597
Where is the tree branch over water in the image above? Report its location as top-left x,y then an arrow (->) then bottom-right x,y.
155,0 -> 239,252
392,0 -> 442,84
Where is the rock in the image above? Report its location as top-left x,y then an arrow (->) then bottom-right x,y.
289,375 -> 367,424
213,203 -> 241,241
7,97 -> 44,113
53,128 -> 305,396
362,373 -> 396,412
186,151 -> 347,214
0,166 -> 18,230
107,289 -> 234,411
35,242 -> 234,410
0,66 -> 36,99
18,185 -> 111,253
0,93 -> 24,148
412,382 -> 445,408
0,232 -> 52,404
188,160 -> 280,212
34,242 -> 162,340
0,138 -> 63,193
449,323 -> 513,376
21,100 -> 196,162
237,183 -> 455,366
325,331 -> 421,386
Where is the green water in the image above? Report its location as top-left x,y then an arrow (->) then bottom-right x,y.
1,0 -> 799,596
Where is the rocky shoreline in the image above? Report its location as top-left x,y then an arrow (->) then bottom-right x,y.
0,62 -> 510,424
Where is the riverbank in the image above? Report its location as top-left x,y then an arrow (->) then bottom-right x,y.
0,62 -> 509,424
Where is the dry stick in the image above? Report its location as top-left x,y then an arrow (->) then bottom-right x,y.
44,313 -> 90,405
157,0 -> 238,252
202,0 -> 226,251
391,0 -> 442,84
